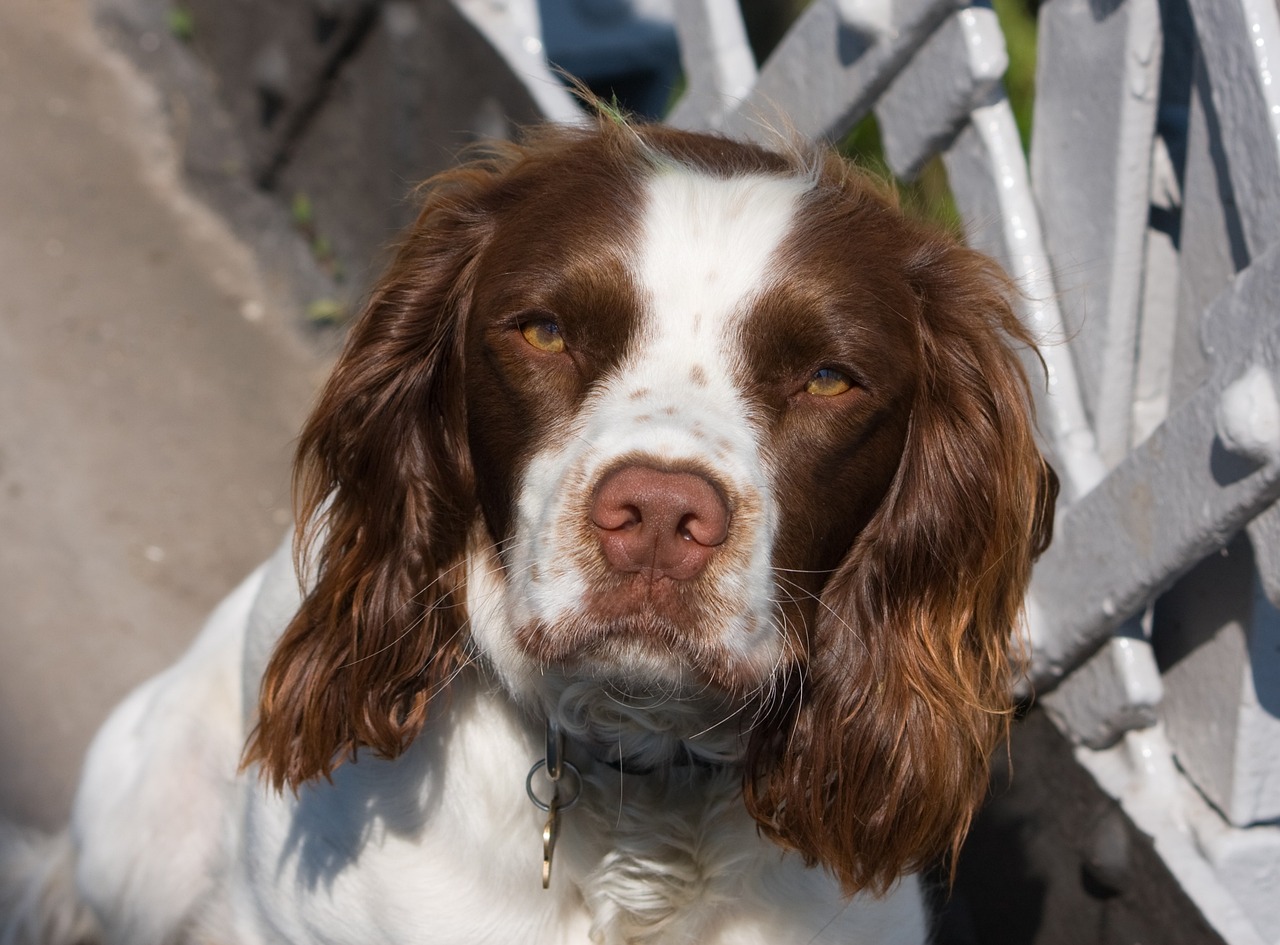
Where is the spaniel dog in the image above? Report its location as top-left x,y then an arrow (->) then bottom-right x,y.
3,120 -> 1055,945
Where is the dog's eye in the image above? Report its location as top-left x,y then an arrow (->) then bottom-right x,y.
805,368 -> 853,397
521,319 -> 566,354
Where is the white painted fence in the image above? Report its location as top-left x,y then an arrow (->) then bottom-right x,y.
452,0 -> 1280,941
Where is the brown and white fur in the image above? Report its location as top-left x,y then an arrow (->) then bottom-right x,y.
1,120 -> 1056,945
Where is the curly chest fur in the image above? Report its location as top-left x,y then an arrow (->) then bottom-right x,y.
564,765 -> 759,945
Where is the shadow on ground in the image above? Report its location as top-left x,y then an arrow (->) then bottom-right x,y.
932,709 -> 1226,945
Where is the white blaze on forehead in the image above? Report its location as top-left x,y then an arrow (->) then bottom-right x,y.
498,163 -> 810,687
633,167 -> 810,358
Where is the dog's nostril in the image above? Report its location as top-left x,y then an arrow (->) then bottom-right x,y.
590,465 -> 729,580
593,501 -> 641,531
677,510 -> 727,548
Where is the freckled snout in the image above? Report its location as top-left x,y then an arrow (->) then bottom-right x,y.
590,466 -> 729,581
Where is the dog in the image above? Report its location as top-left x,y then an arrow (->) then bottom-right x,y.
1,119 -> 1055,945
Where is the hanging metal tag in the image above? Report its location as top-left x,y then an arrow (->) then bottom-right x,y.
541,796 -> 560,889
525,719 -> 581,890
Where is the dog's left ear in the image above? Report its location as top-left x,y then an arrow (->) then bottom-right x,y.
745,239 -> 1058,894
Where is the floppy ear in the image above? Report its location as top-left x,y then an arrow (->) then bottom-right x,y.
745,241 -> 1058,894
244,160 -> 507,792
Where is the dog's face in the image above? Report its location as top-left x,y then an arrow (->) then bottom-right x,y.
463,156 -> 917,701
247,123 -> 1057,894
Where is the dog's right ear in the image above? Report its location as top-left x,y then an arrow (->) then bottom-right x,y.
244,156 -> 511,792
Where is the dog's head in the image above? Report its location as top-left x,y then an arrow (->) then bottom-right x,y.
247,121 -> 1056,893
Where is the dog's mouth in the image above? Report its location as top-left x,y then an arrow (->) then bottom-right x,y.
583,568 -> 722,624
511,605 -> 783,696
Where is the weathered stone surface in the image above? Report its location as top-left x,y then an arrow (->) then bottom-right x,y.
107,0 -> 560,298
94,0 -> 344,314
0,0 -> 322,828
178,0 -> 382,185
272,1 -> 549,287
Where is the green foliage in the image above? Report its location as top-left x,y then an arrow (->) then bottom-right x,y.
289,192 -> 345,284
291,192 -> 315,229
993,0 -> 1038,151
839,115 -> 961,234
597,93 -> 630,126
166,6 -> 195,43
306,298 -> 347,325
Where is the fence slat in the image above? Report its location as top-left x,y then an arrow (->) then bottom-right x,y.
1157,528 -> 1280,826
1131,136 -> 1183,445
1030,0 -> 1163,468
943,94 -> 1107,500
1248,501 -> 1280,607
874,6 -> 1007,181
1039,636 -> 1163,750
723,0 -> 962,144
1186,0 -> 1280,256
667,0 -> 757,132
1028,245 -> 1280,686
451,0 -> 581,124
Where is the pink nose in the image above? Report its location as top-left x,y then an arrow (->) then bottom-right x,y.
590,466 -> 729,581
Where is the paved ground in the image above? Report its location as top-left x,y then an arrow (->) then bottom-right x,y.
0,0 -> 327,830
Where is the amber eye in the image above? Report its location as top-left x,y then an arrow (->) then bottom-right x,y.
805,367 -> 853,397
520,318 -> 565,354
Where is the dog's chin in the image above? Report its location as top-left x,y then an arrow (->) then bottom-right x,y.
501,613 -> 783,769
511,612 -> 779,697
531,659 -> 764,771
